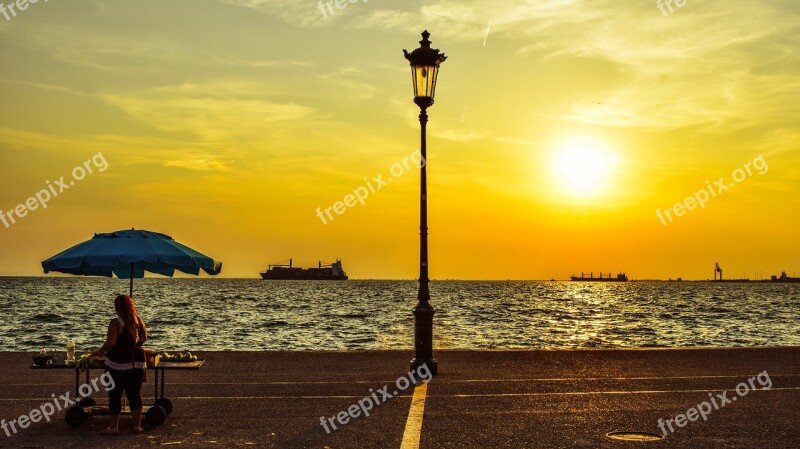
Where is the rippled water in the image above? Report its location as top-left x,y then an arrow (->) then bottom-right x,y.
1,277 -> 798,352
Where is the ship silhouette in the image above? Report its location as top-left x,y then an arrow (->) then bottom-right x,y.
260,259 -> 348,280
570,272 -> 628,282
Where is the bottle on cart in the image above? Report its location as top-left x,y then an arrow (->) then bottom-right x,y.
66,339 -> 76,362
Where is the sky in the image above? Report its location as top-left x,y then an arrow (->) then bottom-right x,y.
0,0 -> 798,280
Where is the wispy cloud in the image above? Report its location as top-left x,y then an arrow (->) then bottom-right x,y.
212,56 -> 315,69
320,67 -> 379,101
164,155 -> 233,172
102,81 -> 316,141
219,0 -> 324,26
347,0 -> 800,130
432,127 -> 491,142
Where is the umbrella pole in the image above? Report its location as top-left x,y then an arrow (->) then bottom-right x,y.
129,263 -> 134,297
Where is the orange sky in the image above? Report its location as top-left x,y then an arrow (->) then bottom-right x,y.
0,0 -> 798,280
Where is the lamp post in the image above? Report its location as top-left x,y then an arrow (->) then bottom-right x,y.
404,30 -> 446,376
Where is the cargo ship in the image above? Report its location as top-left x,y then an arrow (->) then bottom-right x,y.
770,271 -> 800,283
570,272 -> 629,282
260,259 -> 348,280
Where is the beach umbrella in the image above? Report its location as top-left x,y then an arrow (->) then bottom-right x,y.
41,229 -> 222,296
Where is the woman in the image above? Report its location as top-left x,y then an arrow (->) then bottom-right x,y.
92,294 -> 148,434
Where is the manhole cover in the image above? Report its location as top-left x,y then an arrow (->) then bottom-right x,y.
606,431 -> 664,441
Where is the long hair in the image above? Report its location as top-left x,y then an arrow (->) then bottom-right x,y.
114,295 -> 140,342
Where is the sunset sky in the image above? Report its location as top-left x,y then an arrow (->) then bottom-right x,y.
0,0 -> 798,280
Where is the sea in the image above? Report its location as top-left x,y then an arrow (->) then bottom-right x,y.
1,277 -> 798,353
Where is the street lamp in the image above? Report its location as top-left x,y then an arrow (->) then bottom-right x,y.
404,30 -> 446,376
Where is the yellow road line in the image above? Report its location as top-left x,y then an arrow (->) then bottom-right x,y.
400,382 -> 429,449
8,374 -> 798,387
1,387 -> 796,402
434,387 -> 797,398
448,374 -> 800,383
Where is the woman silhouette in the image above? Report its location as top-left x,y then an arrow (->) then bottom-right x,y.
92,294 -> 147,434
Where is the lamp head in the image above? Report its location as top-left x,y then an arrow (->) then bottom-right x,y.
403,30 -> 447,108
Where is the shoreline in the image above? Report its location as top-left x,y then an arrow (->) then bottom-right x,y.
3,275 -> 800,282
7,345 -> 800,355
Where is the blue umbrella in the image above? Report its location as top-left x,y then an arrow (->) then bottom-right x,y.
42,229 -> 222,296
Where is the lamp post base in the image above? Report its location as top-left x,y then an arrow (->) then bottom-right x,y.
410,304 -> 438,376
410,357 -> 438,376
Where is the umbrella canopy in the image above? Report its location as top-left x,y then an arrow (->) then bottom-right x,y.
42,229 -> 222,295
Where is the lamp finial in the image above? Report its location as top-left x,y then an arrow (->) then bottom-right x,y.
420,30 -> 432,48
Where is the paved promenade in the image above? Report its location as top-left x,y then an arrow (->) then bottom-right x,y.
1,348 -> 798,448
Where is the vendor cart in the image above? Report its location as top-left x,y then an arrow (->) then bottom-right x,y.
30,358 -> 204,427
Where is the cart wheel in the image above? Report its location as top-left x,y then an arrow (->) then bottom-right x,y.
79,397 -> 97,407
65,406 -> 88,427
155,398 -> 173,416
145,406 -> 167,427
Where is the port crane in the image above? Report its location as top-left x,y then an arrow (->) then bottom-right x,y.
714,262 -> 723,281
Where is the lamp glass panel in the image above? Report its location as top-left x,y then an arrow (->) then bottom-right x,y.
428,65 -> 439,99
413,65 -> 439,98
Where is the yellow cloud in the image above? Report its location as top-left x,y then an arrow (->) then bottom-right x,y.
103,81 -> 316,141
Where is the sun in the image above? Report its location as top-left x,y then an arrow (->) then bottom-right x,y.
551,137 -> 620,198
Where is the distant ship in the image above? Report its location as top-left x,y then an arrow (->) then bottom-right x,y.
260,259 -> 348,280
770,271 -> 800,283
570,272 -> 629,282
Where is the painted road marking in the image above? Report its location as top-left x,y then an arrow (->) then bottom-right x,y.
435,387 -> 796,398
446,374 -> 800,383
2,387 -> 799,402
400,382 -> 429,449
7,374 -> 799,387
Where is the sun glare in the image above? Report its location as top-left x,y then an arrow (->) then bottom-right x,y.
552,138 -> 620,198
